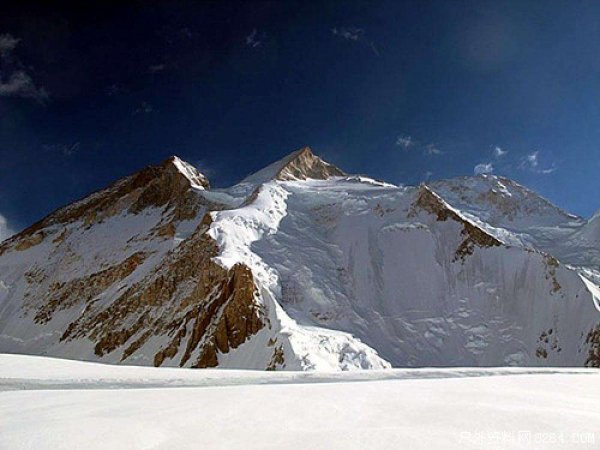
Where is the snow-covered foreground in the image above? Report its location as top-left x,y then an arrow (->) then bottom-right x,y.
1,354 -> 600,449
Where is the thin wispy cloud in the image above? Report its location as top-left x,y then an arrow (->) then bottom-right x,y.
42,142 -> 80,158
163,27 -> 193,44
178,28 -> 193,40
537,166 -> 556,174
474,162 -> 494,175
62,142 -> 79,157
245,29 -> 264,48
0,34 -> 48,102
396,135 -> 414,148
148,64 -> 165,73
332,27 -> 380,56
134,101 -> 154,114
0,71 -> 48,101
396,134 -> 443,156
526,151 -> 539,167
493,146 -> 507,158
106,83 -> 128,97
520,151 -> 557,174
0,34 -> 20,57
332,27 -> 363,41
425,143 -> 443,156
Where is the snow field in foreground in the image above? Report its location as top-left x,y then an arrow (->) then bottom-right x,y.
1,354 -> 600,449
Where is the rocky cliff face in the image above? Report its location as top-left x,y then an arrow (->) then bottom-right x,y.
240,146 -> 344,184
0,148 -> 599,370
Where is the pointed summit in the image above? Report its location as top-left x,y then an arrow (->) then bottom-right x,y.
161,155 -> 210,190
242,146 -> 345,184
2,156 -> 210,248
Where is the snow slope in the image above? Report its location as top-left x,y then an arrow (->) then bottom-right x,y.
210,176 -> 600,367
428,174 -> 600,273
1,354 -> 599,450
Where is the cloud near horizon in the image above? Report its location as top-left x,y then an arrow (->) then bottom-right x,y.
474,162 -> 494,175
0,213 -> 14,242
494,146 -> 508,158
520,151 -> 556,174
424,143 -> 443,156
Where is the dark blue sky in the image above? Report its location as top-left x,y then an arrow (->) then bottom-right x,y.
1,0 -> 599,237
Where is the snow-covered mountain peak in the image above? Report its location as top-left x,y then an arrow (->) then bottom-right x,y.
0,155 -> 211,255
1,150 -> 600,372
162,155 -> 210,190
576,209 -> 600,245
426,174 -> 581,229
241,146 -> 345,184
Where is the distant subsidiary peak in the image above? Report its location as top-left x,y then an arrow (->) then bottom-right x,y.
242,146 -> 345,184
1,156 -> 210,247
426,174 -> 581,227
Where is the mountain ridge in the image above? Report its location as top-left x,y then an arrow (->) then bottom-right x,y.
0,148 -> 599,370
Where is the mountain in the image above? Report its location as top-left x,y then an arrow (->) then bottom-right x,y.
1,147 -> 599,370
241,146 -> 345,184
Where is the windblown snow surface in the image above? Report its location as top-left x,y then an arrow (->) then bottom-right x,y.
1,354 -> 599,450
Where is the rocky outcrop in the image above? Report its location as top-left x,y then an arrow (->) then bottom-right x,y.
266,345 -> 285,370
32,252 -> 147,324
410,186 -> 502,260
14,232 -> 45,251
241,146 -> 345,185
274,147 -> 345,181
58,215 -> 264,367
585,324 -> 600,368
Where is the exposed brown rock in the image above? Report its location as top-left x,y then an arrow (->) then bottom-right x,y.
585,324 -> 600,367
57,214 -> 264,368
130,158 -> 204,220
274,147 -> 345,181
153,328 -> 185,366
95,313 -> 148,357
122,330 -> 152,362
373,203 -> 394,217
52,229 -> 69,244
186,263 -> 264,368
156,222 -> 177,238
15,232 -> 44,251
544,255 -> 562,293
536,328 -> 561,358
410,186 -> 502,261
266,345 -> 285,370
33,252 -> 147,324
454,221 -> 502,261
